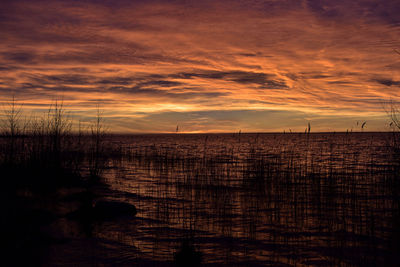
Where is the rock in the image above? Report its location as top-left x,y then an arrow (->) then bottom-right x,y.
93,200 -> 137,220
61,189 -> 94,202
67,200 -> 137,222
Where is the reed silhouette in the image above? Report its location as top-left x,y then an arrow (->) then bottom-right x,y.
1,99 -> 400,266
0,99 -> 135,266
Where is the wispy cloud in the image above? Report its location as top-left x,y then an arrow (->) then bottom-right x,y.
0,0 -> 399,132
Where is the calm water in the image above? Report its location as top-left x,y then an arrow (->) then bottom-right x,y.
49,133 -> 400,266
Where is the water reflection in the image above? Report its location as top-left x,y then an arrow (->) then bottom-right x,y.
52,133 -> 400,266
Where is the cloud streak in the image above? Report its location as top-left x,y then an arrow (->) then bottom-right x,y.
0,0 -> 399,132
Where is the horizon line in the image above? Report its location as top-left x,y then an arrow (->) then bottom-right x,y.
99,130 -> 397,135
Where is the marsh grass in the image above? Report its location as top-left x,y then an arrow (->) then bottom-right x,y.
1,98 -> 400,266
0,100 -> 114,189
113,132 -> 400,266
0,99 -> 134,267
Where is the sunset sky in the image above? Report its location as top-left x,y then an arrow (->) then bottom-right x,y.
1,0 -> 400,133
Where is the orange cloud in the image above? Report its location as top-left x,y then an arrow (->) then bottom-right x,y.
0,0 -> 399,132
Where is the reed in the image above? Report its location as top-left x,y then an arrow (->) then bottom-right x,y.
119,132 -> 399,265
0,99 -> 113,190
1,99 -> 399,265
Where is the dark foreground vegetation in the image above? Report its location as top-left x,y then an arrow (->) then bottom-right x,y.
0,101 -> 138,266
2,101 -> 400,266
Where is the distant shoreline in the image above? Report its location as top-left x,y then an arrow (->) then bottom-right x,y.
63,131 -> 400,135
